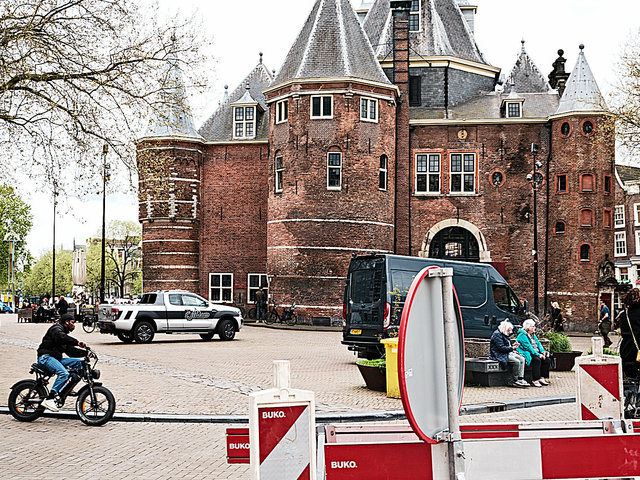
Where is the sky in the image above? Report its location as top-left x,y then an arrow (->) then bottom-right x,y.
21,0 -> 640,258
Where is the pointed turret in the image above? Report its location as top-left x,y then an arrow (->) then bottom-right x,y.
555,45 -> 605,116
271,0 -> 391,88
142,58 -> 202,141
504,40 -> 551,94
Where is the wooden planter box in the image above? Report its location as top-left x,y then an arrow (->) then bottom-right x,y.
552,351 -> 582,371
356,363 -> 387,392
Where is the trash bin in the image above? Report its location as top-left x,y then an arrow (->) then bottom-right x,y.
381,338 -> 400,398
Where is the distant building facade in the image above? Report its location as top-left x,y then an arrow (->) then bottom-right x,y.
137,0 -> 615,330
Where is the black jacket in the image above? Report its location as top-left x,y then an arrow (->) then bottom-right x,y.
57,297 -> 69,315
489,329 -> 514,370
37,322 -> 85,360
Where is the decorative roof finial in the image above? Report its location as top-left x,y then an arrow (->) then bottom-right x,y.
246,82 -> 250,91
521,39 -> 525,52
259,52 -> 263,64
579,44 -> 585,51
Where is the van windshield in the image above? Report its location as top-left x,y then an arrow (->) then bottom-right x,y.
493,285 -> 520,314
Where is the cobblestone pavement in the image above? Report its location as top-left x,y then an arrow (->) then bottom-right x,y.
0,316 -> 618,479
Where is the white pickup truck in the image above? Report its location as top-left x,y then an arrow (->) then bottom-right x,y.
97,290 -> 243,343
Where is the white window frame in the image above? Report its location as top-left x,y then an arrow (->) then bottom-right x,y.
409,0 -> 421,32
209,273 -> 233,303
615,232 -> 627,257
634,204 -> 640,226
506,101 -> 522,118
615,205 -> 625,228
360,97 -> 378,123
415,153 -> 441,194
449,153 -> 476,194
275,156 -> 284,193
247,274 -> 269,304
379,155 -> 388,191
276,100 -> 288,124
232,105 -> 256,139
327,152 -> 342,190
310,95 -> 333,119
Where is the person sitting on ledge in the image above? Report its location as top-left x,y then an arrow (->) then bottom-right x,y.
489,320 -> 529,388
516,319 -> 551,387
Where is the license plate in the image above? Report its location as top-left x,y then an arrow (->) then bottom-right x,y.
350,329 -> 362,335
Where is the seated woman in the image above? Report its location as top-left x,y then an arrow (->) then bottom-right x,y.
489,320 -> 529,388
516,319 -> 552,387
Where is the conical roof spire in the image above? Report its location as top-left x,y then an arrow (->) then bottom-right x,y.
555,45 -> 605,115
142,57 -> 202,141
504,40 -> 550,94
271,0 -> 391,87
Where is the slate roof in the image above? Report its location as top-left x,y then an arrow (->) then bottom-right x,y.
142,59 -> 202,141
504,42 -> 551,94
616,165 -> 640,184
363,0 -> 487,64
199,63 -> 274,142
555,45 -> 605,115
271,0 -> 391,87
410,92 -> 560,121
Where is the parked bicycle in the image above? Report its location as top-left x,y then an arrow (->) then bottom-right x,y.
8,347 -> 116,426
266,301 -> 297,326
82,314 -> 98,333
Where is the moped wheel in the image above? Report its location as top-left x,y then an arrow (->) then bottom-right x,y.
82,317 -> 96,333
76,386 -> 116,426
266,311 -> 277,325
8,380 -> 46,422
287,313 -> 297,326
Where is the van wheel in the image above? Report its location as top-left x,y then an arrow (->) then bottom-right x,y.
133,321 -> 155,343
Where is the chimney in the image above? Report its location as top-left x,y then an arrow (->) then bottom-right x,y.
548,49 -> 570,96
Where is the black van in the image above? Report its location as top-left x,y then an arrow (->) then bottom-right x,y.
342,254 -> 529,358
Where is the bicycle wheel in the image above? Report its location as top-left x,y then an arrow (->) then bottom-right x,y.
266,311 -> 277,325
76,386 -> 116,426
8,380 -> 46,422
248,307 -> 257,320
82,317 -> 96,333
286,313 -> 297,326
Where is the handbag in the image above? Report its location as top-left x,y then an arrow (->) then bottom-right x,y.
625,309 -> 640,362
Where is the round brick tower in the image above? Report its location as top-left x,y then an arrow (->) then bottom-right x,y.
546,46 -> 615,329
137,60 -> 204,294
263,0 -> 399,322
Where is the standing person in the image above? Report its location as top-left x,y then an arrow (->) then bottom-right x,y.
56,295 -> 69,316
489,321 -> 529,388
620,289 -> 640,378
255,287 -> 267,322
516,319 -> 552,387
599,299 -> 612,347
550,301 -> 564,332
36,313 -> 88,411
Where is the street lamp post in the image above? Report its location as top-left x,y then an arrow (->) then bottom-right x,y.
52,183 -> 58,302
527,143 -> 542,316
100,144 -> 110,304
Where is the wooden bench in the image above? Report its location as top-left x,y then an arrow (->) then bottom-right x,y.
465,357 -> 533,386
17,308 -> 33,323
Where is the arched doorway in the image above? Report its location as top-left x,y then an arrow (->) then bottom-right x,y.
428,226 -> 480,262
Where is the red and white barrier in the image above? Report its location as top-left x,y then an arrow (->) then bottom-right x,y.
249,360 -> 316,480
576,337 -> 624,420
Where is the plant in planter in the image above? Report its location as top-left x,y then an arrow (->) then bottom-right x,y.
544,331 -> 582,371
356,358 -> 387,392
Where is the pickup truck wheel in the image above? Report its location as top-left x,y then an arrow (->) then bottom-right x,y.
117,332 -> 134,343
133,321 -> 154,343
200,333 -> 214,341
217,319 -> 235,341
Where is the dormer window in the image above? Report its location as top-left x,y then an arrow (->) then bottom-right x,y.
409,0 -> 421,31
233,106 -> 256,139
506,102 -> 521,118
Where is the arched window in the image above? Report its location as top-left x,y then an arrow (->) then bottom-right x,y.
579,208 -> 594,228
580,173 -> 595,192
555,221 -> 566,234
579,244 -> 591,262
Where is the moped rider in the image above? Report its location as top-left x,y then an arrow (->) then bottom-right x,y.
37,313 -> 88,412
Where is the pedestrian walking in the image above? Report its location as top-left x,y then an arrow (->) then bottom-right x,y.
550,301 -> 564,332
599,299 -> 612,348
255,287 -> 267,322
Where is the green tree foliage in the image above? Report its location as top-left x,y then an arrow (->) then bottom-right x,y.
0,184 -> 33,290
0,0 -> 210,187
23,249 -> 73,297
105,220 -> 141,298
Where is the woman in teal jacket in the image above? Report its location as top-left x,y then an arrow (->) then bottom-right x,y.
516,319 -> 551,387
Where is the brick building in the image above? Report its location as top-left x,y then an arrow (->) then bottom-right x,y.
137,0 -> 615,330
